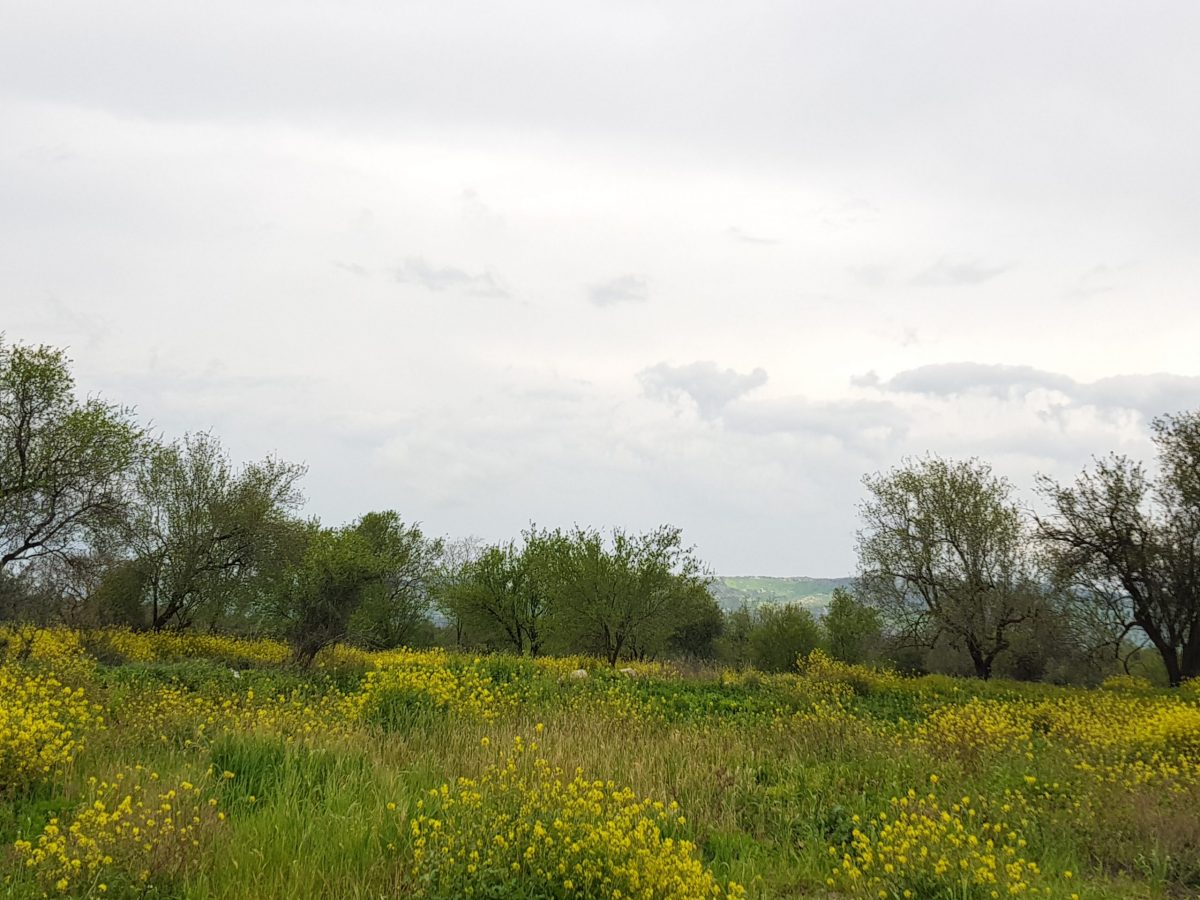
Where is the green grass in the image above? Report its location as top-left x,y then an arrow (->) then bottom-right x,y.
4,641 -> 1200,899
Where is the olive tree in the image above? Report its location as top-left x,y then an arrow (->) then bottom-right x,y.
547,525 -> 712,666
269,524 -> 383,666
823,587 -> 882,664
346,510 -> 443,648
1038,412 -> 1200,686
129,432 -> 306,630
748,602 -> 822,673
0,339 -> 142,576
856,456 -> 1040,680
434,531 -> 553,656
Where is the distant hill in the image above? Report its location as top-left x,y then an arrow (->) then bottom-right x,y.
711,575 -> 855,613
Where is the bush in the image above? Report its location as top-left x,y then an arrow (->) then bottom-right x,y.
748,604 -> 821,673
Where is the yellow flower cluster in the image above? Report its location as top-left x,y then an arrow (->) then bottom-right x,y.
358,652 -> 515,723
14,767 -> 222,895
916,699 -> 1035,766
93,628 -> 290,668
1098,673 -> 1155,693
0,627 -> 95,680
404,735 -> 744,899
796,649 -> 904,693
828,785 -> 1063,898
112,682 -> 359,750
0,665 -> 100,793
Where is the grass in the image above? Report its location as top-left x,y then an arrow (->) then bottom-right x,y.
3,629 -> 1200,898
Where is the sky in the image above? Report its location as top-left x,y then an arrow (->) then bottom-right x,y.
3,1 -> 1199,576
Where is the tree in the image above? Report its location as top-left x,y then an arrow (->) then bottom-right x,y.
1038,412 -> 1200,686
748,602 -> 822,673
0,339 -> 142,574
665,584 -> 724,660
346,511 -> 443,648
129,432 -> 306,630
269,525 -> 383,666
435,533 -> 551,656
823,587 -> 882,664
714,604 -> 755,668
856,456 -> 1040,680
431,535 -> 485,648
547,525 -> 712,666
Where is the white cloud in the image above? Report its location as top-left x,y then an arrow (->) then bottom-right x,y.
638,361 -> 768,419
393,257 -> 509,298
587,275 -> 648,307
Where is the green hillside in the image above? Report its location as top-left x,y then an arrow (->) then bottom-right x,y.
711,575 -> 854,612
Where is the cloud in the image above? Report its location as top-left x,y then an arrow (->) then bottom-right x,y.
911,257 -> 1013,287
1086,374 -> 1200,417
867,362 -> 1200,417
1063,262 -> 1136,300
638,361 -> 767,419
882,363 -> 1075,399
393,257 -> 509,298
587,274 -> 648,307
333,260 -> 369,277
723,397 -> 910,449
727,226 -> 778,245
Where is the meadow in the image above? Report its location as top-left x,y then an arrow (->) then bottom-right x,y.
2,628 -> 1198,899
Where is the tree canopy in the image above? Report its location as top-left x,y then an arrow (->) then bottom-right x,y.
1038,412 -> 1200,686
856,456 -> 1042,679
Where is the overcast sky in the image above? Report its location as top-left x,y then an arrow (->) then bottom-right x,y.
3,1 -> 1199,575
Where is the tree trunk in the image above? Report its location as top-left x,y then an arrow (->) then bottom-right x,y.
966,641 -> 992,680
1181,623 -> 1200,685
1161,648 -> 1183,688
1143,627 -> 1183,687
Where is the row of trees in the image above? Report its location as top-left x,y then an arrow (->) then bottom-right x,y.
437,526 -> 718,664
854,412 -> 1200,685
4,336 -> 1199,684
0,338 -> 718,665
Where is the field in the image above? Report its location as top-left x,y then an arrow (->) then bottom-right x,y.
3,629 -> 1199,899
711,577 -> 855,613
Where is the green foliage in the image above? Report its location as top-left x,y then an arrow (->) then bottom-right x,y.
89,559 -> 151,628
346,511 -> 443,649
747,603 -> 821,673
856,456 -> 1044,680
434,525 -> 718,665
546,524 -> 713,665
1038,411 -> 1200,686
128,431 -> 307,631
0,337 -> 143,577
270,525 -> 385,665
823,588 -> 881,665
434,535 -> 550,656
